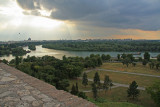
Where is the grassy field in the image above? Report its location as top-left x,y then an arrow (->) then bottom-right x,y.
68,63 -> 159,107
68,80 -> 156,107
86,87 -> 156,107
95,102 -> 142,107
87,70 -> 160,87
99,63 -> 160,75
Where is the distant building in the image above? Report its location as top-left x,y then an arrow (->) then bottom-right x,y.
28,38 -> 31,41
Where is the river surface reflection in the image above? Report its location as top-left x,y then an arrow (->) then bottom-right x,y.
0,45 -> 159,61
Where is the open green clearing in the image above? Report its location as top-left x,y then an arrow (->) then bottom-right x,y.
68,62 -> 160,107
86,87 -> 156,107
99,63 -> 160,76
68,80 -> 156,107
87,70 -> 160,87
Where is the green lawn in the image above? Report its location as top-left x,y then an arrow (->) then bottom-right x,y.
68,62 -> 159,107
96,102 -> 142,107
87,70 -> 160,87
86,87 -> 156,107
99,63 -> 160,76
68,80 -> 156,107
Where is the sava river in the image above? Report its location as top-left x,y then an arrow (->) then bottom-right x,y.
0,45 -> 160,61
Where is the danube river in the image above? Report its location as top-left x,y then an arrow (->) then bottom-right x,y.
0,45 -> 160,61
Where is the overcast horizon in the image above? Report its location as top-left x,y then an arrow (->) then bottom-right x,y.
0,0 -> 160,41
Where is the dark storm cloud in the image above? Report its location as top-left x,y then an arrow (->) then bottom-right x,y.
16,0 -> 160,30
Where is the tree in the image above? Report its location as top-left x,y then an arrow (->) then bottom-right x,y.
92,83 -> 98,99
103,75 -> 112,93
117,54 -> 120,60
106,55 -> 111,61
157,54 -> 160,62
147,81 -> 160,107
144,52 -> 150,61
71,84 -> 77,95
123,58 -> 131,67
94,72 -> 100,85
142,59 -> 148,66
82,73 -> 88,87
15,56 -> 21,67
127,81 -> 140,99
76,82 -> 79,94
156,63 -> 159,70
2,59 -> 8,64
151,62 -> 155,69
138,57 -> 142,62
78,92 -> 88,99
121,53 -> 126,59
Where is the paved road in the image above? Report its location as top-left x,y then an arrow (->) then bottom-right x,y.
85,69 -> 160,78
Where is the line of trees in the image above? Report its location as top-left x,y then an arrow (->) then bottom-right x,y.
42,40 -> 160,52
8,54 -> 103,93
118,52 -> 160,70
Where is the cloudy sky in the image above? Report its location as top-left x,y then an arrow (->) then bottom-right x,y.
0,0 -> 160,41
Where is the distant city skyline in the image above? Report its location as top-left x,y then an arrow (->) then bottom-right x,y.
0,0 -> 160,41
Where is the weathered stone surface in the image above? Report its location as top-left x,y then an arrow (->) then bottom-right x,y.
3,96 -> 20,102
1,77 -> 16,82
21,96 -> 36,102
43,102 -> 56,107
17,90 -> 30,96
32,100 -> 43,107
32,90 -> 41,95
0,91 -> 13,98
16,102 -> 30,107
0,63 -> 97,107
24,86 -> 34,90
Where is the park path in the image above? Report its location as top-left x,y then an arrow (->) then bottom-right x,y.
85,69 -> 160,78
78,77 -> 145,91
82,69 -> 149,91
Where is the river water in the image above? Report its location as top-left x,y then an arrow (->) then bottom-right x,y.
0,45 -> 160,61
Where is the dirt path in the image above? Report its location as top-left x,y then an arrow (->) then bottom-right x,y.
85,69 -> 160,78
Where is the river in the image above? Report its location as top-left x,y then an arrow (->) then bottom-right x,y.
0,45 -> 160,61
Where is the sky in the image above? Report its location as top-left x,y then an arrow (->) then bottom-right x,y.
0,0 -> 160,41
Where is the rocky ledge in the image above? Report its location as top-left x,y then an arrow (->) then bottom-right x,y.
0,63 -> 96,107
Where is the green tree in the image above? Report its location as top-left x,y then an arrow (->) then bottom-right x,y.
127,81 -> 140,99
94,72 -> 100,85
147,81 -> 160,107
142,59 -> 148,66
121,53 -> 126,59
2,59 -> 8,64
82,73 -> 88,87
92,83 -> 98,99
123,58 -> 131,67
78,92 -> 87,99
117,54 -> 120,60
103,75 -> 111,93
15,56 -> 20,67
144,52 -> 150,61
71,84 -> 77,95
156,63 -> 159,70
76,82 -> 79,94
157,54 -> 160,62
